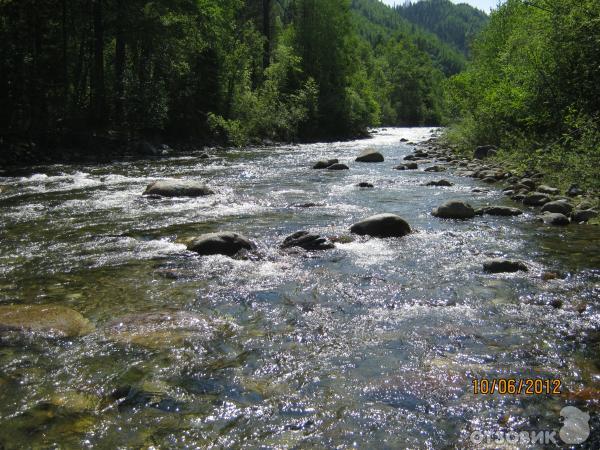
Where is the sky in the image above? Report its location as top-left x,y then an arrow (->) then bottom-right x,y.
381,0 -> 503,13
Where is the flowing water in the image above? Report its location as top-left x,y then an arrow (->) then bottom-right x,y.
0,128 -> 599,448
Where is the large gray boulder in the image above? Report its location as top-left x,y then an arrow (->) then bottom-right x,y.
187,232 -> 254,256
356,148 -> 384,163
474,145 -> 497,159
541,200 -> 573,215
281,231 -> 335,251
143,180 -> 214,197
350,213 -> 411,238
313,159 -> 339,169
432,200 -> 476,219
483,259 -> 528,273
0,305 -> 94,338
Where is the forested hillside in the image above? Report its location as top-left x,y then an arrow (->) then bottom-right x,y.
0,0 -> 487,161
397,0 -> 488,56
446,0 -> 600,190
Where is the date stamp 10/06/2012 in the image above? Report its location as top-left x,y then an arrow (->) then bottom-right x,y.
472,378 -> 562,396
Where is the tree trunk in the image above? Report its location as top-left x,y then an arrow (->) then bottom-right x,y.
91,0 -> 106,131
114,0 -> 125,128
262,0 -> 271,69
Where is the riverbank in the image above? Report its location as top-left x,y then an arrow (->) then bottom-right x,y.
422,136 -> 600,226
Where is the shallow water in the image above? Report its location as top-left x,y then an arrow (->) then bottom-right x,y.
0,128 -> 598,448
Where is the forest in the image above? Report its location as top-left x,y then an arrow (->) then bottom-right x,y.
0,0 -> 485,157
446,0 -> 600,190
1,0 -> 598,190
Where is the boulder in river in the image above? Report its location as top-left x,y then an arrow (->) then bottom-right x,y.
0,305 -> 94,338
394,163 -> 418,170
187,232 -> 254,256
356,148 -> 384,163
571,209 -> 598,223
357,182 -> 374,188
473,145 -> 497,160
425,179 -> 454,187
327,163 -> 350,171
541,200 -> 573,215
432,200 -> 476,219
350,213 -> 411,238
143,180 -> 214,198
522,192 -> 551,206
313,159 -> 339,169
424,165 -> 446,173
483,259 -> 528,273
479,206 -> 523,216
281,231 -> 335,251
537,212 -> 570,226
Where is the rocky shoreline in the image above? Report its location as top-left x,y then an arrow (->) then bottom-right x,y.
418,137 -> 599,226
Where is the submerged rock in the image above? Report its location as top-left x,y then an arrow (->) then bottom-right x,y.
327,163 -> 350,171
483,259 -> 528,273
106,310 -> 226,348
143,180 -> 214,198
432,200 -> 475,219
425,179 -> 454,187
291,202 -> 324,208
350,213 -> 411,238
0,305 -> 94,338
357,182 -> 374,188
313,159 -> 339,169
479,206 -> 523,216
538,212 -> 570,226
281,231 -> 335,251
541,200 -> 573,215
355,148 -> 384,163
187,232 -> 254,256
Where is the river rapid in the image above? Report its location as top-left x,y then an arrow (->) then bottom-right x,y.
0,128 -> 599,448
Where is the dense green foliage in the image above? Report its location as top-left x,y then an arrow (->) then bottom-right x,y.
446,0 -> 600,190
0,0 -> 487,152
397,0 -> 489,56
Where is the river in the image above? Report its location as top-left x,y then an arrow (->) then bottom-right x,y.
0,128 -> 598,448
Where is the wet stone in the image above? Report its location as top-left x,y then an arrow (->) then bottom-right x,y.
143,180 -> 214,198
432,200 -> 475,219
0,305 -> 94,338
281,231 -> 335,251
483,259 -> 529,273
187,232 -> 255,256
350,213 -> 411,238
